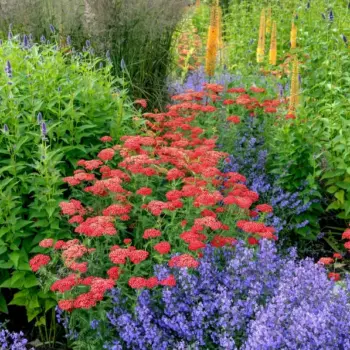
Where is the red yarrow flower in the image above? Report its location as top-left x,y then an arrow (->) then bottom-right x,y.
342,229 -> 350,240
255,204 -> 273,213
159,275 -> 176,287
136,187 -> 152,196
58,299 -> 74,312
134,99 -> 147,108
168,254 -> 199,269
154,241 -> 171,254
39,238 -> 54,248
107,266 -> 121,280
227,116 -> 241,124
328,272 -> 341,282
100,136 -> 113,143
29,254 -> 51,272
143,228 -> 162,239
98,148 -> 115,161
318,257 -> 334,265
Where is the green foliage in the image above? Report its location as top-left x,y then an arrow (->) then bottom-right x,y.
220,0 -> 350,245
1,0 -> 188,109
0,37 -> 135,324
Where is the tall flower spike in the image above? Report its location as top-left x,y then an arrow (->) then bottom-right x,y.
205,3 -> 219,77
256,9 -> 266,63
288,57 -> 299,115
266,7 -> 272,34
217,5 -> 223,51
196,0 -> 200,7
269,21 -> 277,65
290,21 -> 297,49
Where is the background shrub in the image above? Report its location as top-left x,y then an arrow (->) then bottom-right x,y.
0,0 -> 188,108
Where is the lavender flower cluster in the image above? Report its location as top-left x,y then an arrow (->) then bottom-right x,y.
222,117 -> 317,239
167,66 -> 242,95
77,241 -> 350,350
244,262 -> 350,349
0,323 -> 30,350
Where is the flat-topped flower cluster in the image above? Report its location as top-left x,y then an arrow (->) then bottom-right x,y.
30,84 -> 277,313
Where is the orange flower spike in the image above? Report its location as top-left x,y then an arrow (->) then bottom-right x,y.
256,9 -> 266,63
205,3 -> 219,77
269,21 -> 277,65
196,0 -> 200,7
291,21 -> 297,49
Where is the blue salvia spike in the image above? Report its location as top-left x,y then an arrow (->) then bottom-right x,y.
3,124 -> 9,133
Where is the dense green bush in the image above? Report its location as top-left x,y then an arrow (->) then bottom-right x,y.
0,37 -> 136,325
220,0 -> 350,244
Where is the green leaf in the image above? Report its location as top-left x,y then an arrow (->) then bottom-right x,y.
24,274 -> 39,288
0,261 -> 14,269
9,251 -> 21,269
0,292 -> 8,314
335,190 -> 345,203
27,307 -> 41,322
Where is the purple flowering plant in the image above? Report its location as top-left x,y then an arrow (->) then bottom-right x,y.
0,322 -> 32,350
62,241 -> 350,350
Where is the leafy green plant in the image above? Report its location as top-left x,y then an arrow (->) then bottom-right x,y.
0,36 -> 136,332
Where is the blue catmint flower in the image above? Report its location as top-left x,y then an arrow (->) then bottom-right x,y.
342,34 -> 347,44
3,124 -> 9,133
49,24 -> 56,33
79,242 -> 350,350
40,35 -> 46,44
85,39 -> 91,48
66,35 -> 72,46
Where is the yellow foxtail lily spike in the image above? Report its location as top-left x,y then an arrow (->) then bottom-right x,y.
257,9 -> 266,63
269,21 -> 277,65
291,21 -> 297,49
266,7 -> 272,34
289,57 -> 299,114
205,4 -> 219,77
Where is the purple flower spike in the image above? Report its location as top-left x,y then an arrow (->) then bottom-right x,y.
66,35 -> 72,46
3,124 -> 9,133
49,24 -> 55,33
37,112 -> 43,124
41,122 -> 47,140
23,35 -> 30,49
5,61 -> 12,78
40,35 -> 46,44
